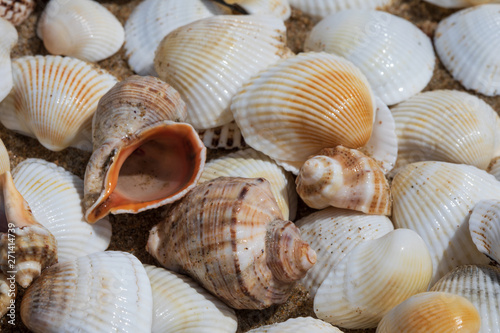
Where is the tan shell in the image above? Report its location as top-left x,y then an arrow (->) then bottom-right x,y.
147,177 -> 316,310
0,0 -> 34,26
0,272 -> 15,319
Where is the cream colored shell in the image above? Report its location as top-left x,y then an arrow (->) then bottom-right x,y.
246,317 -> 344,332
0,272 -> 15,318
0,0 -> 34,26
0,18 -> 17,104
469,199 -> 500,264
287,0 -> 393,17
0,138 -> 9,174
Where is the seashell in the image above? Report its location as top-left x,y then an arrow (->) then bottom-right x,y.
488,156 -> 500,180
0,272 -> 15,318
246,316 -> 344,332
199,148 -> 297,220
12,158 -> 112,263
0,18 -> 17,104
431,264 -> 500,333
154,14 -> 290,129
424,0 -> 500,7
391,161 -> 500,284
0,0 -> 34,26
83,75 -> 206,223
287,0 -> 393,18
434,4 -> 500,96
147,177 -> 317,309
0,138 -> 9,175
0,55 -> 117,152
0,171 -> 58,288
391,90 -> 500,171
21,251 -> 153,333
296,207 -> 394,298
231,52 -> 375,175
124,0 -> 230,76
197,121 -> 246,150
304,10 -> 435,106
376,292 -> 481,333
469,199 -> 500,264
296,146 -> 392,215
314,229 -> 433,329
144,264 -> 238,333
219,0 -> 291,20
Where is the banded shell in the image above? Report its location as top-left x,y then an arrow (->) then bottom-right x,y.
469,199 -> 500,264
296,146 -> 391,215
246,317 -> 344,332
287,0 -> 393,17
21,251 -> 153,333
154,14 -> 290,129
147,177 -> 317,309
431,265 -> 500,333
304,10 -> 435,106
0,18 -> 17,103
199,148 -> 297,220
197,121 -> 246,150
296,207 -> 394,298
220,0 -> 291,20
231,52 -> 375,174
0,0 -> 34,26
434,4 -> 500,96
84,75 -> 206,223
0,55 -> 117,151
0,272 -> 15,318
37,0 -> 124,62
144,264 -> 237,333
391,162 -> 500,284
424,0 -> 500,7
376,292 -> 481,333
314,229 -> 433,329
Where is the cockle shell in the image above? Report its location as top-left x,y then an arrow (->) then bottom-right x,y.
21,251 -> 153,333
84,75 -> 206,223
246,317 -> 344,332
0,0 -> 34,26
424,0 -> 500,7
154,14 -> 290,129
469,199 -> 500,264
296,146 -> 391,215
287,0 -> 393,17
147,177 -> 317,309
304,10 -> 435,106
0,272 -> 15,318
0,18 -> 17,104
144,264 -> 237,333
488,156 -> 500,180
0,55 -> 117,152
231,52 -> 375,175
221,0 -> 291,20
434,4 -> 500,96
296,207 -> 394,298
376,292 -> 481,333
314,229 -> 433,329
197,121 -> 246,150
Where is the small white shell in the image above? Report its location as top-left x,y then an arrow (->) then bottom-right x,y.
197,121 -> 246,150
0,272 -> 15,318
224,0 -> 291,20
469,199 -> 500,264
246,317 -> 344,332
0,18 -> 17,103
424,0 -> 500,7
288,0 -> 393,17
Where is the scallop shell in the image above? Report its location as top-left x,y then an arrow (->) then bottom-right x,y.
0,18 -> 17,104
296,146 -> 391,215
0,55 -> 117,152
0,0 -> 34,26
287,0 -> 393,17
424,0 -> 500,7
222,0 -> 291,20
391,161 -> 500,284
0,272 -> 15,319
314,229 -> 433,329
199,148 -> 297,220
304,10 -> 435,106
147,177 -> 317,310
84,75 -> 206,223
376,292 -> 481,333
21,251 -> 153,333
144,264 -> 237,333
12,158 -> 112,263
431,264 -> 500,333
246,317 -> 344,332
231,52 -> 375,175
469,199 -> 500,264
197,121 -> 246,150
154,14 -> 290,129
434,4 -> 500,96
296,207 -> 394,298
37,0 -> 124,62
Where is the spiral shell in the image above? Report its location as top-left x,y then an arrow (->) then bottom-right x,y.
469,199 -> 500,264
0,0 -> 34,26
0,18 -> 17,104
287,0 -> 393,17
247,317 -> 344,332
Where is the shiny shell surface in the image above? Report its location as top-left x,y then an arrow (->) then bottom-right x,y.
247,316 -> 344,332
469,199 -> 500,264
287,0 -> 393,17
0,17 -> 17,104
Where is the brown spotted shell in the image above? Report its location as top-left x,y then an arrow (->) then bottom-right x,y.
0,0 -> 34,26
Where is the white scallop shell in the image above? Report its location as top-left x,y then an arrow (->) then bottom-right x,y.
314,229 -> 433,329
288,0 -> 393,17
197,121 -> 246,150
434,4 -> 500,96
144,264 -> 237,333
12,158 -> 112,263
246,317 -> 344,332
0,55 -> 117,151
304,10 -> 435,106
154,14 -> 289,129
0,18 -> 17,103
296,207 -> 394,298
424,0 -> 500,7
37,0 -> 124,62
469,199 -> 500,264
391,162 -> 500,284
224,0 -> 291,20
124,0 -> 230,76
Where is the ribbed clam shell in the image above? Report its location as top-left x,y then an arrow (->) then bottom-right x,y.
424,0 -> 500,7
231,52 -> 375,175
296,207 -> 394,298
0,0 -> 34,25
488,156 -> 500,180
197,121 -> 246,149
431,265 -> 500,333
434,4 -> 500,96
0,272 -> 15,318
392,90 -> 500,171
144,264 -> 237,333
304,10 -> 435,106
288,0 -> 393,17
154,14 -> 289,129
246,317 -> 344,332
224,0 -> 291,20
12,159 -> 112,263
0,18 -> 17,104
469,199 -> 500,264
0,55 -> 117,152
0,138 -> 9,174
376,292 -> 481,333
199,148 -> 297,220
21,251 -> 153,333
314,229 -> 433,329
124,0 -> 230,76
392,162 -> 500,284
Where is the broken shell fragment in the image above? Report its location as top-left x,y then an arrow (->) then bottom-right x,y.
246,316 -> 344,332
0,0 -> 35,26
469,199 -> 500,264
220,0 -> 291,20
0,18 -> 17,104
